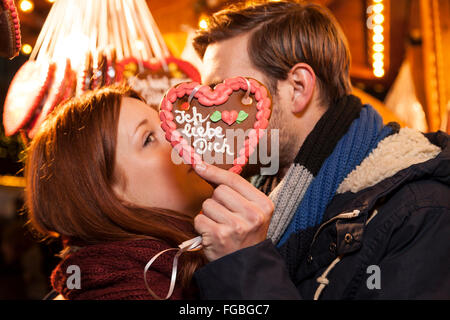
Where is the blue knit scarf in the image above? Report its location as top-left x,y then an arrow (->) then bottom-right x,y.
278,105 -> 393,246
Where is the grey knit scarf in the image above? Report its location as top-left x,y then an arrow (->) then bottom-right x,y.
252,95 -> 364,243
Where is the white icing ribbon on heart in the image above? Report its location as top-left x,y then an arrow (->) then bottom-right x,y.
144,236 -> 203,300
241,77 -> 253,105
188,84 -> 202,107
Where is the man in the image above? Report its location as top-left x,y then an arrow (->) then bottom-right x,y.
191,1 -> 450,299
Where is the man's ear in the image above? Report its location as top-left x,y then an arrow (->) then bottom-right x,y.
288,63 -> 316,114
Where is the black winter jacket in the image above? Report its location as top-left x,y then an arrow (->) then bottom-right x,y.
194,131 -> 450,299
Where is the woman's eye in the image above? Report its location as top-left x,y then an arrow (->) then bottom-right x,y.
143,132 -> 155,147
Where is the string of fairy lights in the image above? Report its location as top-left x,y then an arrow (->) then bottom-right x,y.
367,0 -> 386,78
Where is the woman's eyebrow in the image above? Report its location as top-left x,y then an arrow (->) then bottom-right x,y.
134,119 -> 148,136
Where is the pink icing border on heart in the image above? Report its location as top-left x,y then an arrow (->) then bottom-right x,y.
159,77 -> 272,174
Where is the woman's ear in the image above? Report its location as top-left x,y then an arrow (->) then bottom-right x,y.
288,63 -> 316,114
111,181 -> 124,199
110,166 -> 128,201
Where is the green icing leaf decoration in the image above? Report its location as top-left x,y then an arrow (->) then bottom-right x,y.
236,110 -> 249,124
210,110 -> 222,122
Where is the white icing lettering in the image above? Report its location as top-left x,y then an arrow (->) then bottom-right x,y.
175,106 -> 234,157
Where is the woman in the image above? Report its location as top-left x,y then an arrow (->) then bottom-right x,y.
24,85 -> 214,300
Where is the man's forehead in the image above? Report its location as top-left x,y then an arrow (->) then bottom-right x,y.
201,43 -> 232,85
203,34 -> 249,62
201,36 -> 261,86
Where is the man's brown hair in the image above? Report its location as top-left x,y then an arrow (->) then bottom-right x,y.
193,0 -> 352,105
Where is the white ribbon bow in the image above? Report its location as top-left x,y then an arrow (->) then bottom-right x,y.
143,236 -> 203,300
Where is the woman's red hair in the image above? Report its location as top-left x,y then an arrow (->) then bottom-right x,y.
24,85 -> 205,289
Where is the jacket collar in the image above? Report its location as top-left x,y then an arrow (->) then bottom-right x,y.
322,130 -> 450,223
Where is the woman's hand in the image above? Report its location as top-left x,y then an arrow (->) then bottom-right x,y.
193,162 -> 274,261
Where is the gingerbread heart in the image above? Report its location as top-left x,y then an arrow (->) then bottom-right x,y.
159,77 -> 272,174
116,56 -> 201,107
3,59 -> 56,136
0,0 -> 21,59
28,58 -> 76,138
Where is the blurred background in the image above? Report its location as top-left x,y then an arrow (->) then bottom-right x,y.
0,0 -> 449,299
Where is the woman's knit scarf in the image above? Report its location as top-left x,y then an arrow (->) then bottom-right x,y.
253,95 -> 397,275
51,238 -> 197,300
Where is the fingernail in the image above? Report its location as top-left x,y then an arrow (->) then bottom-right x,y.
195,162 -> 207,172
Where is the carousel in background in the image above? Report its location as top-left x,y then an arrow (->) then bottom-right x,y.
2,0 -> 200,142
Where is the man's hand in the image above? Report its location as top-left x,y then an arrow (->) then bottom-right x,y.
193,162 -> 274,261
